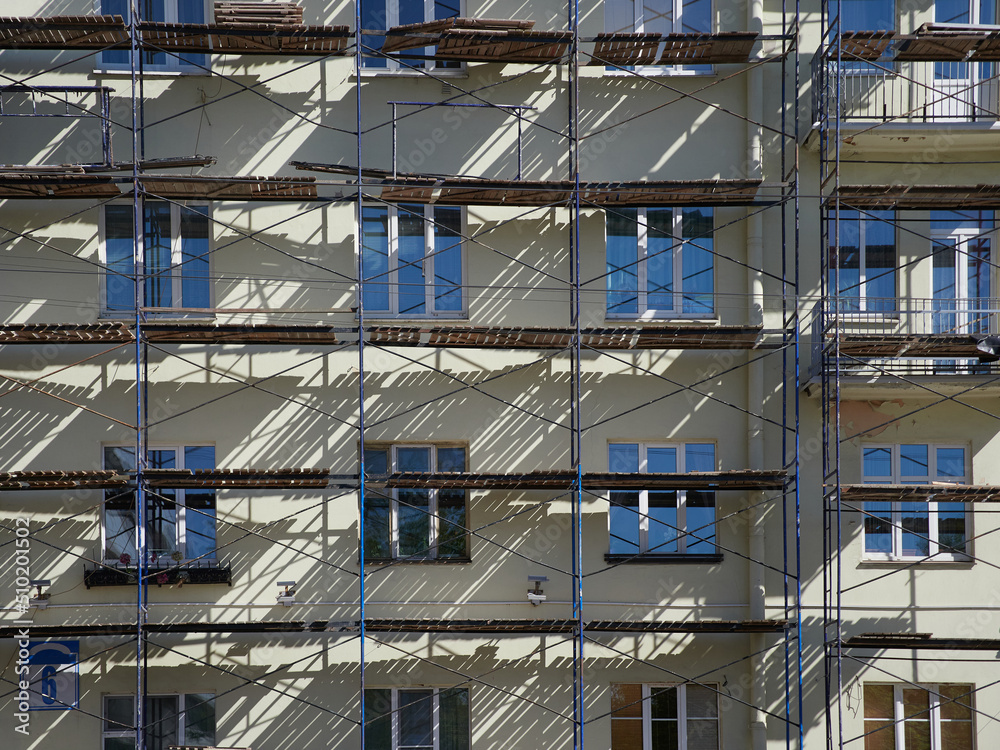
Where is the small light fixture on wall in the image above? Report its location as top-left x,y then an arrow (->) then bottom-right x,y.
527,575 -> 548,605
29,579 -> 51,610
276,581 -> 297,607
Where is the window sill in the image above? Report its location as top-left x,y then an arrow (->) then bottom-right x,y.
605,315 -> 720,325
602,68 -> 715,78
364,556 -> 471,565
604,553 -> 723,565
859,556 -> 973,567
93,68 -> 211,78
356,68 -> 468,79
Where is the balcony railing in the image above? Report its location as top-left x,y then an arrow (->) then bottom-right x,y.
810,297 -> 1000,377
813,52 -> 1000,124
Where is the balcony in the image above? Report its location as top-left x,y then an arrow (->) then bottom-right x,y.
811,26 -> 1000,140
810,297 -> 1000,378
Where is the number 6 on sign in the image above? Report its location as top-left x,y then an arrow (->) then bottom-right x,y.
28,641 -> 79,711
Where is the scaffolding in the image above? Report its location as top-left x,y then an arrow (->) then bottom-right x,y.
815,2 -> 1000,749
0,1 -> 802,748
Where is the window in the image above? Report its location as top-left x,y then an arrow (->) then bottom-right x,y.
363,444 -> 468,560
827,209 -> 895,313
611,683 -> 719,750
365,687 -> 470,750
99,1 -> 208,71
838,0 -> 895,32
361,204 -> 464,318
604,0 -> 710,72
102,202 -> 210,316
864,684 -> 974,750
608,443 -> 716,557
606,207 -> 714,318
103,693 -> 215,750
605,0 -> 711,37
862,444 -> 969,561
103,445 -> 216,563
361,0 -> 461,69
931,211 -> 993,336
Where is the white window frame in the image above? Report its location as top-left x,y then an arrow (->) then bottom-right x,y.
362,0 -> 466,73
606,207 -> 715,321
861,443 -> 971,562
95,0 -> 212,74
101,444 -> 216,564
829,209 -> 897,316
365,443 -> 468,560
604,0 -> 714,76
608,442 -> 717,555
611,683 -> 720,750
360,204 -> 467,319
930,217 -> 994,334
365,687 -> 470,750
99,201 -> 212,318
864,683 -> 975,750
102,693 -> 215,750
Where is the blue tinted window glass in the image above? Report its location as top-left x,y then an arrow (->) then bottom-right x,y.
102,0 -> 130,65
685,443 -> 715,472
900,445 -> 930,480
646,209 -> 674,311
610,443 -> 640,473
648,492 -> 679,553
681,208 -> 713,315
841,0 -> 895,31
607,209 -> 639,315
361,0 -> 388,68
362,207 -> 391,311
610,492 -> 641,554
180,207 -> 210,308
936,447 -> 965,479
864,501 -> 893,553
106,205 -> 136,312
145,203 -> 173,308
686,490 -> 716,553
433,207 -> 462,312
397,205 -> 427,316
863,447 -> 892,479
901,502 -> 930,556
184,446 -> 215,559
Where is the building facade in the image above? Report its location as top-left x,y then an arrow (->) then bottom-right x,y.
0,1 -> 997,749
